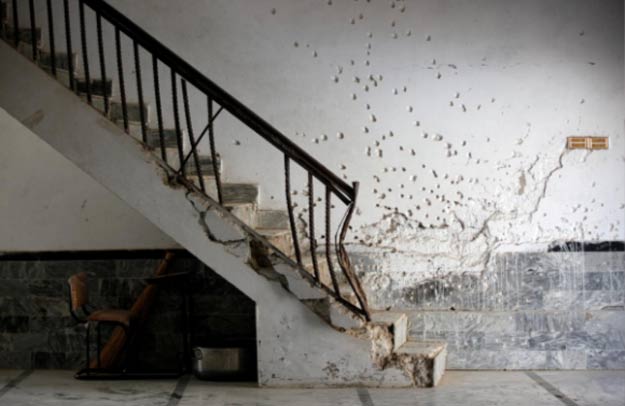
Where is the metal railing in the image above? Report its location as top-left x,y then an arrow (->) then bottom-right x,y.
1,0 -> 371,320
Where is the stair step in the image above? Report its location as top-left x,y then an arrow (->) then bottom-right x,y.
187,176 -> 258,205
370,311 -> 408,351
184,155 -> 222,177
110,100 -> 150,124
38,50 -> 77,73
395,340 -> 447,387
146,129 -> 181,149
80,94 -> 108,115
3,26 -> 41,45
76,78 -> 113,97
256,209 -> 289,229
302,255 -> 331,286
258,228 -> 292,255
48,67 -> 72,89
224,202 -> 256,229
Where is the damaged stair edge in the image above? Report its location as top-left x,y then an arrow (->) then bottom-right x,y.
152,155 -> 296,258
372,336 -> 448,387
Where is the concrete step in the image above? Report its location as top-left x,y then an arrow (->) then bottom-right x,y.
38,50 -> 77,73
255,209 -> 289,229
302,255 -> 331,286
47,67 -> 72,89
394,340 -> 447,387
184,155 -> 222,177
224,202 -> 256,228
187,175 -> 258,205
80,94 -> 108,115
116,122 -> 182,144
258,228 -> 292,255
110,100 -> 150,124
370,311 -> 408,351
146,129 -> 181,149
76,78 -> 113,98
3,26 -> 41,46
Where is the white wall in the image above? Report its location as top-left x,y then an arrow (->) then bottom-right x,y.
0,107 -> 177,251
103,0 -> 624,268
3,0 -> 624,278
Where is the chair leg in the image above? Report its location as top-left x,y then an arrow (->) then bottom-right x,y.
85,323 -> 90,375
97,322 -> 101,369
119,326 -> 132,374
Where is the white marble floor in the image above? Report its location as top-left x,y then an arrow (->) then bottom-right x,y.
0,370 -> 622,406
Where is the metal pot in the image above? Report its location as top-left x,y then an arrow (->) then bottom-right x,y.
192,347 -> 251,380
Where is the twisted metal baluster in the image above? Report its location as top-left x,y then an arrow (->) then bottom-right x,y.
308,172 -> 320,280
336,182 -> 370,320
284,155 -> 302,265
325,187 -> 340,295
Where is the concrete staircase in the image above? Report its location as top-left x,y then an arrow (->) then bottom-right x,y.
0,5 -> 446,387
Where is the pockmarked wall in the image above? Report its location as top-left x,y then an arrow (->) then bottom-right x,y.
102,0 -> 624,261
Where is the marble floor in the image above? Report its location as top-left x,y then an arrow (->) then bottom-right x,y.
0,370 -> 622,406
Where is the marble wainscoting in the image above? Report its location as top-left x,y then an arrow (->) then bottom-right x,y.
0,252 -> 256,370
355,250 -> 625,370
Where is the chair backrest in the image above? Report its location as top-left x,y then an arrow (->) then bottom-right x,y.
67,272 -> 89,321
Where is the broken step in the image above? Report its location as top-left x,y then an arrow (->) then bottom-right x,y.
257,228 -> 292,256
370,311 -> 408,351
328,303 -> 408,349
394,340 -> 447,387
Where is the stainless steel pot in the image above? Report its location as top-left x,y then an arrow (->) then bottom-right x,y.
192,347 -> 251,380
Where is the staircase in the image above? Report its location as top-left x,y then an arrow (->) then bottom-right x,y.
0,0 -> 446,387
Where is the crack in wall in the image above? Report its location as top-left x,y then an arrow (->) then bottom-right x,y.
184,190 -> 219,242
529,149 -> 568,222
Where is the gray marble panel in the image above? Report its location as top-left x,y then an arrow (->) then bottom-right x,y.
586,350 -> 625,369
447,349 -> 587,370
